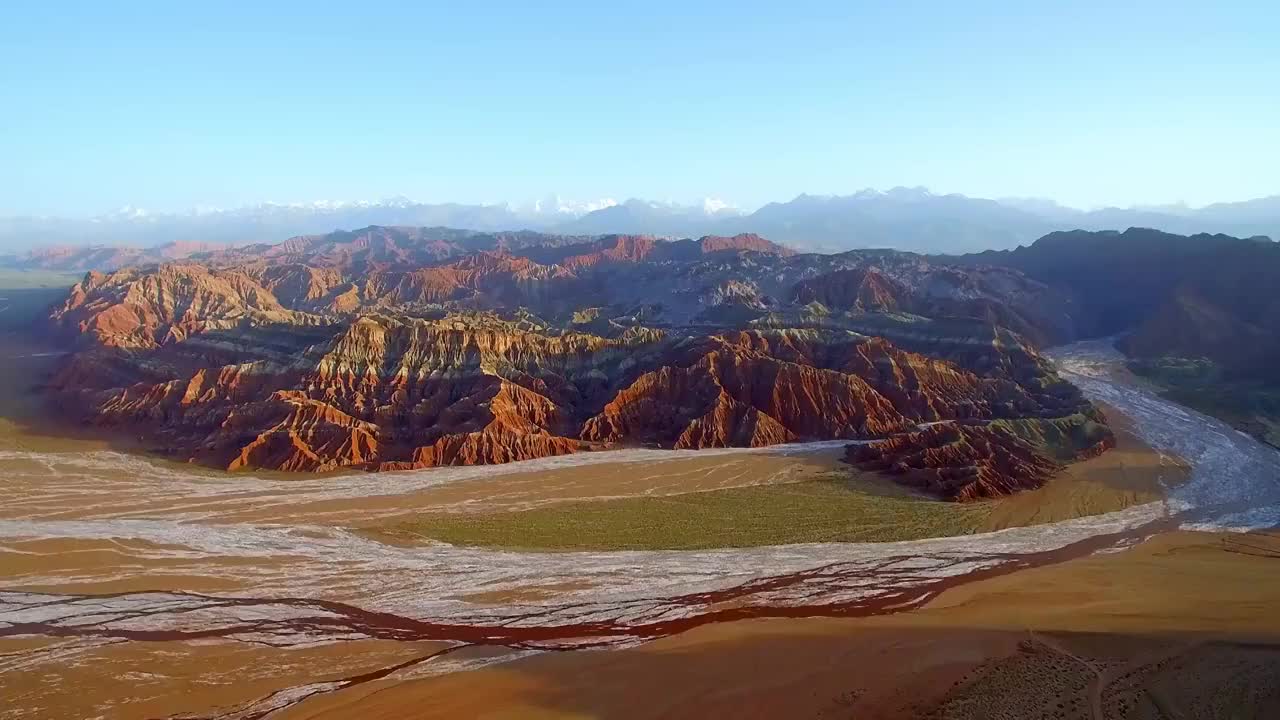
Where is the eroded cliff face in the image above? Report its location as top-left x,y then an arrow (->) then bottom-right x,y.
54,264 -> 310,349
45,226 -> 1108,492
845,415 -> 1116,501
847,424 -> 1061,501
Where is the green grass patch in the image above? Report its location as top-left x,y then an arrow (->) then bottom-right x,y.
375,474 -> 993,551
1130,357 -> 1280,449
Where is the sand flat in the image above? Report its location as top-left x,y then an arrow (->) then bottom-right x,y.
1,638 -> 450,720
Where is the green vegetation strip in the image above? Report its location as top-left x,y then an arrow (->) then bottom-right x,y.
377,475 -> 993,552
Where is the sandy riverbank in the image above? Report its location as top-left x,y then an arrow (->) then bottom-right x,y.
978,405 -> 1188,532
269,531 -> 1280,720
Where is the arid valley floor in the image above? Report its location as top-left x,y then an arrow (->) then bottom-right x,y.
2,322 -> 1280,718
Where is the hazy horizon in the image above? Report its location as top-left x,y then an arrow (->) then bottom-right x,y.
4,186 -> 1279,223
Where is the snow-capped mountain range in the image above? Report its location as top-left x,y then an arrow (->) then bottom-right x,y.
2,188 -> 1276,257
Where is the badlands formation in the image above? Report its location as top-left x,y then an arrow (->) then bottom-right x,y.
47,227 -> 1111,500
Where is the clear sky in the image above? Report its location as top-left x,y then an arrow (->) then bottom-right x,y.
3,0 -> 1276,216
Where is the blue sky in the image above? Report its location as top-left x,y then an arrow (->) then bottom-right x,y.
2,0 -> 1276,216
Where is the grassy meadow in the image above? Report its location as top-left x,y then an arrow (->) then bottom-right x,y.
374,473 -> 996,551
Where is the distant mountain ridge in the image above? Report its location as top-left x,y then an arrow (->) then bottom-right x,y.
960,227 -> 1280,374
4,189 -> 1278,257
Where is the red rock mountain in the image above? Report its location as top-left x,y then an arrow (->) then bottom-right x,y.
45,226 -> 1108,496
